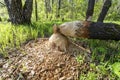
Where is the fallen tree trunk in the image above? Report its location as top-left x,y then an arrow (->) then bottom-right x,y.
59,21 -> 120,40
84,22 -> 120,40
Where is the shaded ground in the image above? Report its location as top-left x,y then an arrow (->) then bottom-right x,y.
0,38 -> 91,80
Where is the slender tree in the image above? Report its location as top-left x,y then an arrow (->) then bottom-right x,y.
56,0 -> 61,18
45,0 -> 51,18
0,17 -> 2,21
69,0 -> 74,19
35,0 -> 38,21
85,0 -> 95,21
97,0 -> 112,22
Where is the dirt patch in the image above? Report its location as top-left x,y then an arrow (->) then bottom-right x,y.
0,38 -> 91,80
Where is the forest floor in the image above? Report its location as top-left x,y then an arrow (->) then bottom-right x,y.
0,38 -> 91,80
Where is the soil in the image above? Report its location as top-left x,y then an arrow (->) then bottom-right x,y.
0,38 -> 91,80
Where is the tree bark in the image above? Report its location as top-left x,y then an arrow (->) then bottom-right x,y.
76,21 -> 120,40
4,0 -> 33,24
86,0 -> 95,21
23,0 -> 33,24
97,0 -> 112,22
4,0 -> 23,24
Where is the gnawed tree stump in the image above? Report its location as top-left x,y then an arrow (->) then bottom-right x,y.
59,21 -> 120,40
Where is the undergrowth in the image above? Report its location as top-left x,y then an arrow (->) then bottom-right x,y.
0,23 -> 37,57
77,38 -> 120,79
0,21 -> 63,56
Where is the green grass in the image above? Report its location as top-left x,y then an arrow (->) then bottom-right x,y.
105,21 -> 120,25
0,21 -> 120,79
76,38 -> 120,79
0,21 -> 63,57
76,37 -> 120,79
78,61 -> 120,80
0,23 -> 38,57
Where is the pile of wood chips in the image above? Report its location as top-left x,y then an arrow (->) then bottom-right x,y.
0,38 -> 91,80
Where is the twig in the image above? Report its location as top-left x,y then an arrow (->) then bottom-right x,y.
68,37 -> 91,53
71,41 -> 91,53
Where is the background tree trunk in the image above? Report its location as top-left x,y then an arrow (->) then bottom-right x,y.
4,0 -> 33,24
0,17 -> 2,21
22,0 -> 33,24
4,0 -> 23,24
69,0 -> 74,19
45,0 -> 51,18
97,0 -> 112,22
35,0 -> 38,21
56,0 -> 61,18
86,0 -> 95,21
